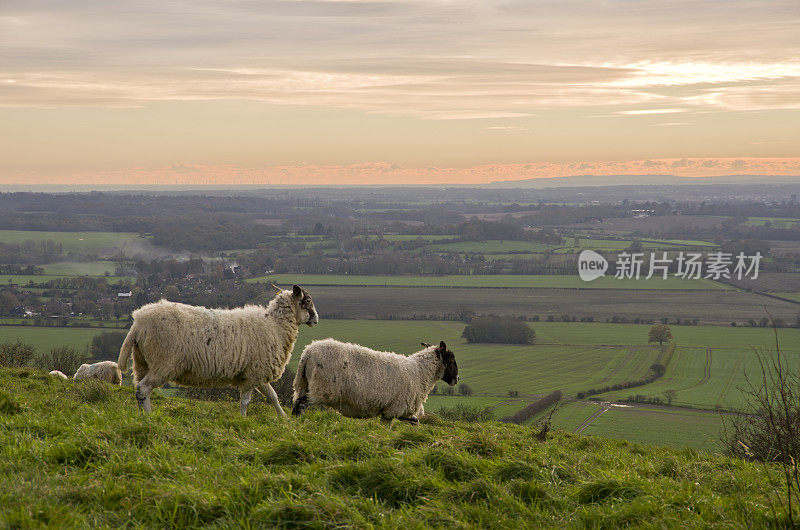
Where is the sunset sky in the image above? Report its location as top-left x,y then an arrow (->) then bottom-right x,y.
2,0 -> 799,186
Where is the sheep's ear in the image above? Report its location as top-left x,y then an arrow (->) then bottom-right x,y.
292,284 -> 303,299
269,283 -> 282,294
421,342 -> 431,348
439,341 -> 447,350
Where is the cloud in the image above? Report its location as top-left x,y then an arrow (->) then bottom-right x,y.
1,0 -> 798,117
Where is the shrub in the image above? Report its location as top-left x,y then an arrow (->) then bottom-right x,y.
89,331 -> 127,361
724,343 -> 799,524
462,316 -> 534,344
0,341 -> 35,367
457,383 -> 473,396
34,346 -> 88,376
501,391 -> 561,424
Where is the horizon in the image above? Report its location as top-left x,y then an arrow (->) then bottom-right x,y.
2,1 -> 799,185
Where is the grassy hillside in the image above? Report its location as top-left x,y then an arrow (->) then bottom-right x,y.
0,367 -> 791,528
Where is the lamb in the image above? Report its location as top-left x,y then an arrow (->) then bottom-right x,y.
49,370 -> 68,380
292,339 -> 458,424
73,360 -> 122,384
117,284 -> 318,417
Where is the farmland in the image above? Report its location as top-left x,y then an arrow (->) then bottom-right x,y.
550,403 -> 726,452
0,326 -> 101,353
0,230 -> 147,254
251,273 -> 730,290
296,285 -> 800,325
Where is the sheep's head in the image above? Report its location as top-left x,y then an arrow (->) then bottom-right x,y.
427,341 -> 458,386
292,284 -> 318,327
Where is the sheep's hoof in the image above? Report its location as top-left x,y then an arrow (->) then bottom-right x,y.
398,416 -> 419,425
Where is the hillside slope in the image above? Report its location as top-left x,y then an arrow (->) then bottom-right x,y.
0,368 -> 790,528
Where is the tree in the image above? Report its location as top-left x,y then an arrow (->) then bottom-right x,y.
648,324 -> 673,347
458,383 -> 473,396
664,389 -> 677,406
462,316 -> 535,344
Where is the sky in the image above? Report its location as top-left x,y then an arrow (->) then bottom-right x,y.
1,0 -> 799,186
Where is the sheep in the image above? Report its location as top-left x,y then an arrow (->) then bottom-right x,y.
73,360 -> 122,385
291,339 -> 458,424
117,284 -> 318,417
49,370 -> 68,380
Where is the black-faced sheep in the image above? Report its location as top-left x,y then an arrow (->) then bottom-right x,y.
291,339 -> 458,424
73,361 -> 122,384
117,285 -> 318,416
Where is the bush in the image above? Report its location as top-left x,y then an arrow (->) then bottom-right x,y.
90,331 -> 127,361
462,316 -> 534,344
457,383 -> 473,396
724,344 -> 799,523
0,341 -> 35,367
34,346 -> 88,376
501,391 -> 561,425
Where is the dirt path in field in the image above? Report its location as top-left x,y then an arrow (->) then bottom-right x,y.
685,348 -> 712,390
573,403 -> 611,434
715,350 -> 744,410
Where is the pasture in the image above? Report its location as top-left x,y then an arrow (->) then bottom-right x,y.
40,261 -> 117,276
549,402 -> 726,452
0,326 -> 100,353
0,230 -> 146,254
293,285 -> 800,325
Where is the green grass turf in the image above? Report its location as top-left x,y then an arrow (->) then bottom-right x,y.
251,273 -> 730,290
0,230 -> 146,254
0,367 -> 792,527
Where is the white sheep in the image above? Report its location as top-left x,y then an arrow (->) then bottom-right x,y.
49,370 -> 68,380
73,361 -> 122,384
292,339 -> 458,424
117,284 -> 318,416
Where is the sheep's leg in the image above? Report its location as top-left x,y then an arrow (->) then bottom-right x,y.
239,388 -> 253,417
258,383 -> 287,419
135,375 -> 156,413
397,416 -> 419,425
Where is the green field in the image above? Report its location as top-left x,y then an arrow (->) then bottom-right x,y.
744,216 -> 800,228
0,368 -> 789,527
0,230 -> 147,254
40,261 -> 117,276
251,273 -> 730,290
1,274 -> 133,285
555,403 -> 726,452
0,326 -> 100,353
